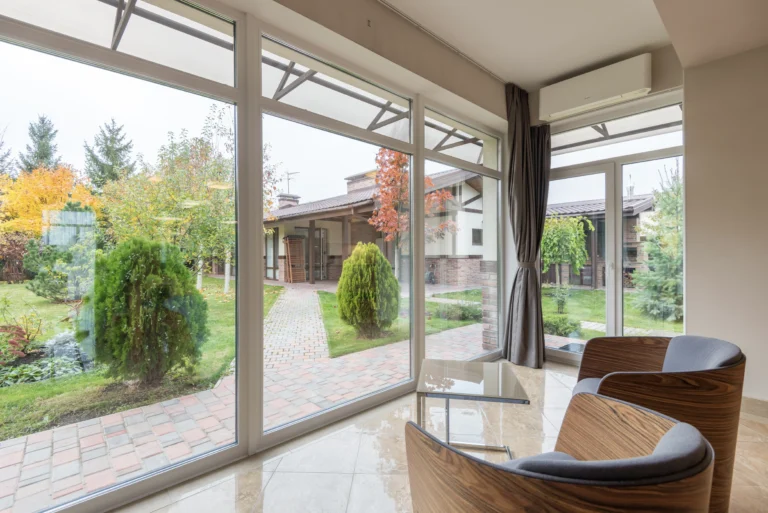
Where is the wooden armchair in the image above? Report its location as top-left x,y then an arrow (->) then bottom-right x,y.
406,393 -> 714,513
574,336 -> 746,513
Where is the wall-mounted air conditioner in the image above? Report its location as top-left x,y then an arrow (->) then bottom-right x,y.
539,54 -> 652,122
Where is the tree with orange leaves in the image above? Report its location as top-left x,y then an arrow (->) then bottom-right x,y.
0,166 -> 100,237
368,148 -> 456,247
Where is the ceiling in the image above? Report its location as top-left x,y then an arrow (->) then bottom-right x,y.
653,0 -> 768,68
381,0 -> 670,90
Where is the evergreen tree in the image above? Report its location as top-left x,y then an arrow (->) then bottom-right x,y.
632,161 -> 684,321
0,129 -> 13,174
18,115 -> 61,172
84,118 -> 136,189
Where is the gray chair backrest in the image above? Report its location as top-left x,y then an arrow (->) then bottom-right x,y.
662,335 -> 742,372
513,423 -> 708,482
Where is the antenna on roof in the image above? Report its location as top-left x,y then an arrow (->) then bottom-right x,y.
285,171 -> 299,194
627,173 -> 634,199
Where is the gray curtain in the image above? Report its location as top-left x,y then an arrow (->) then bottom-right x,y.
504,84 -> 551,368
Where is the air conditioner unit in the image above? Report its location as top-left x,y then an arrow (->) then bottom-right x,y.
539,54 -> 652,122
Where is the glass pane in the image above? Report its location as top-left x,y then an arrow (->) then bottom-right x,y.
425,109 -> 499,171
262,39 -> 411,143
552,104 -> 683,154
543,173 -> 606,355
0,40 -> 237,510
262,114 -> 411,431
622,157 -> 684,336
0,0 -> 116,47
120,0 -> 235,86
424,160 -> 499,358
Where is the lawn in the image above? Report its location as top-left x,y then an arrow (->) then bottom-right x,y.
0,278 -> 282,440
541,286 -> 683,341
317,290 -> 479,358
431,288 -> 482,302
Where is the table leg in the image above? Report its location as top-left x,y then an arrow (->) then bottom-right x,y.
416,392 -> 423,426
445,398 -> 450,445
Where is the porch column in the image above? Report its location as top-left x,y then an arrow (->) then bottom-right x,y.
309,220 -> 316,284
342,216 -> 351,260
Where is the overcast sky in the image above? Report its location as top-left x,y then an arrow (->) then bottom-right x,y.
1,39 -> 682,207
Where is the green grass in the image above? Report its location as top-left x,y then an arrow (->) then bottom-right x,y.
0,278 -> 282,440
431,289 -> 482,302
541,286 -> 683,342
0,282 -> 74,343
317,290 -> 477,358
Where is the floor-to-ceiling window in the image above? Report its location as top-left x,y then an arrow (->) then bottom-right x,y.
260,38 -> 414,432
0,2 -> 240,511
545,104 -> 684,359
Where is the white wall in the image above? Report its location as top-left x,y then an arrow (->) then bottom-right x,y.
684,43 -> 768,400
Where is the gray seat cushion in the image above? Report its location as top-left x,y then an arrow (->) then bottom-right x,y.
503,423 -> 707,482
572,377 -> 600,396
663,335 -> 742,372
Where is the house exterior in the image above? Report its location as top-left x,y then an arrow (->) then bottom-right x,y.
263,168 -> 494,287
542,194 -> 655,289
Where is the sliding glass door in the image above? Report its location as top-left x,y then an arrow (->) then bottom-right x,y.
545,148 -> 684,362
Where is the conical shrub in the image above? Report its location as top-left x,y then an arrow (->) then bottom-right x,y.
337,242 -> 399,338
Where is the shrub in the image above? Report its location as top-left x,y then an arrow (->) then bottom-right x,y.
0,296 -> 44,366
337,243 -> 399,338
552,285 -> 570,314
0,357 -> 83,387
433,302 -> 482,322
24,239 -> 69,301
89,238 -> 209,384
543,315 -> 581,338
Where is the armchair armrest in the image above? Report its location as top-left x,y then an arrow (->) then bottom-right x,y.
577,336 -> 671,382
555,393 -> 675,461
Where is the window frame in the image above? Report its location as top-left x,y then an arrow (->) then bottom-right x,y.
0,3 -> 507,511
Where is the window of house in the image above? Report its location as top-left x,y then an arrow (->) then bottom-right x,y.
425,108 -> 499,170
472,228 -> 483,245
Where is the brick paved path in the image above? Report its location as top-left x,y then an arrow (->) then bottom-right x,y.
0,283 -> 487,512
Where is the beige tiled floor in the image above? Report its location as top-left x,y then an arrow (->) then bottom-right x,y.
113,362 -> 768,513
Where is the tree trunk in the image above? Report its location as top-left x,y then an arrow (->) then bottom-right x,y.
556,263 -> 561,286
196,254 -> 204,291
224,250 -> 232,294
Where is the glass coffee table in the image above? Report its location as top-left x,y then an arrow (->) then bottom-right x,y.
416,359 -> 529,457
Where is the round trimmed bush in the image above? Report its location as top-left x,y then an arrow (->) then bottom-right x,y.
91,238 -> 208,384
337,242 -> 399,338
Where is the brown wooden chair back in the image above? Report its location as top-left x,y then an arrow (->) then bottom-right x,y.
405,394 -> 713,513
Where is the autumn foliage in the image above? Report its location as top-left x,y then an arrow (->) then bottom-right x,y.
0,167 -> 100,237
368,148 -> 456,244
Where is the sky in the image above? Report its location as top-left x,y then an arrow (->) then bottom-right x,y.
1,37 -> 682,208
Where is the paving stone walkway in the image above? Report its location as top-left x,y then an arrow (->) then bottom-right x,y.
0,282 -> 488,512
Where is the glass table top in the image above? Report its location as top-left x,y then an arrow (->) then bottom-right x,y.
416,359 -> 529,404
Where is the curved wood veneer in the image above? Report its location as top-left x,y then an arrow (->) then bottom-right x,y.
405,394 -> 714,513
577,337 -> 746,513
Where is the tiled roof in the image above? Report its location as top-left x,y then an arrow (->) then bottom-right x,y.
547,194 -> 653,217
266,168 -> 476,221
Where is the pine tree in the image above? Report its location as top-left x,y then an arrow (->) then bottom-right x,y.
84,118 -> 136,189
0,129 -> 13,174
18,115 -> 61,172
632,161 -> 684,321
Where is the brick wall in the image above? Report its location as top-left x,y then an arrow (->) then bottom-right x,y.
425,256 -> 482,287
480,260 -> 498,351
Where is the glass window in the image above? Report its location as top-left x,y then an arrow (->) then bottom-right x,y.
0,39 -> 237,510
262,114 -> 412,431
622,157 -> 684,336
424,160 -> 499,359
425,109 -> 499,170
262,38 -> 411,142
543,173 -> 607,355
0,0 -> 117,47
119,1 -> 235,86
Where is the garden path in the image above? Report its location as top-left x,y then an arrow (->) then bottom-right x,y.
0,283 -> 487,512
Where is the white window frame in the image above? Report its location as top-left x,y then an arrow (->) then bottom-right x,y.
0,3 -> 506,511
545,145 -> 683,366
